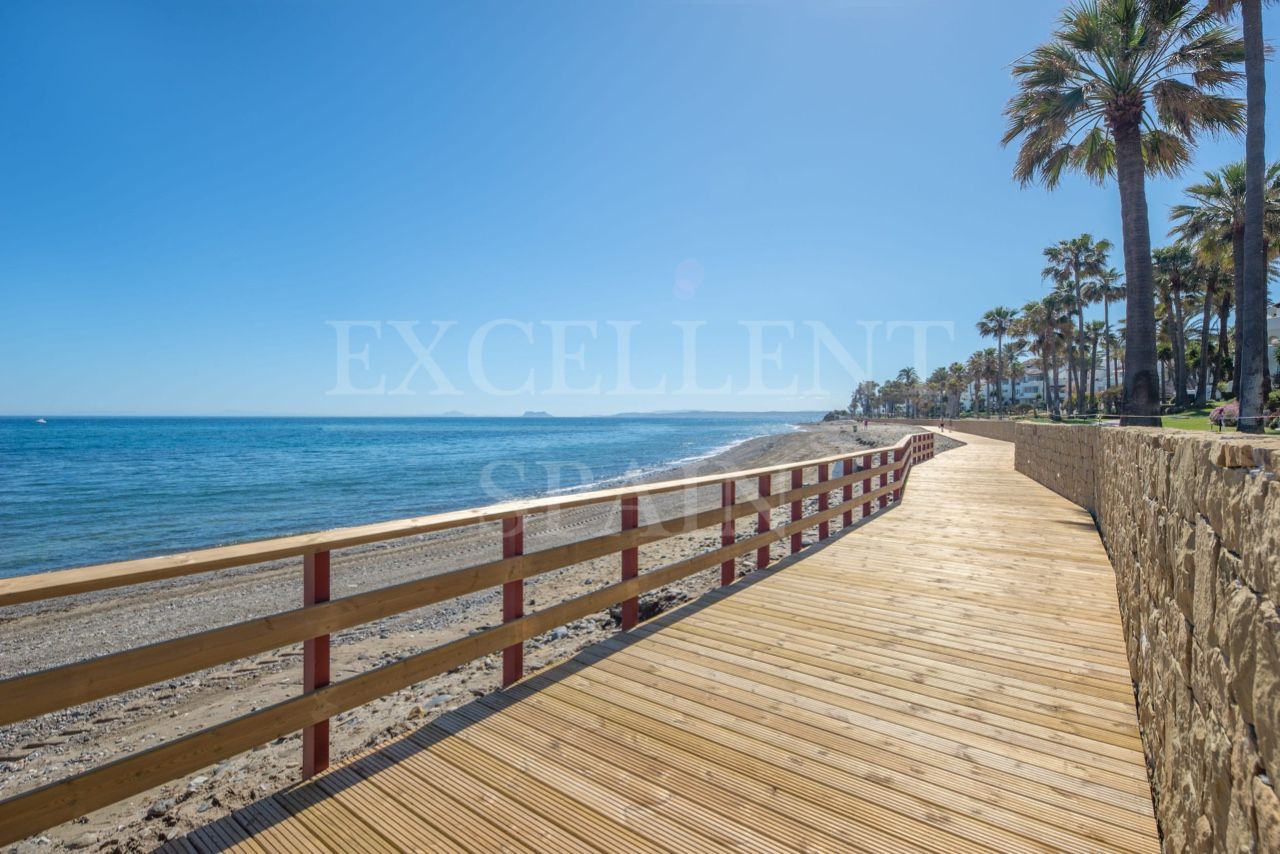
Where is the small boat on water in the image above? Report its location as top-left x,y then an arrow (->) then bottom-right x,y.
35,418 -> 46,424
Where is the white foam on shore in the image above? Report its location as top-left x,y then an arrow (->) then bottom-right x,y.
542,422 -> 808,496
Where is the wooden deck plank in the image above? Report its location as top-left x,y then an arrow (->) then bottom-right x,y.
174,430 -> 1159,852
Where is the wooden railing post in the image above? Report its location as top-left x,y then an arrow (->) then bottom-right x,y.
878,452 -> 889,510
789,468 -> 803,554
756,474 -> 771,569
817,463 -> 830,540
720,481 -> 735,586
893,446 -> 906,502
302,550 -> 330,778
620,496 -> 639,630
843,457 -> 854,528
501,516 -> 524,687
861,454 -> 873,518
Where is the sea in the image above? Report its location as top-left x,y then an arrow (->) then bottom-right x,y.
0,413 -> 818,579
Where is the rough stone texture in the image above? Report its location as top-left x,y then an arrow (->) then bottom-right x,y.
965,420 -> 1280,851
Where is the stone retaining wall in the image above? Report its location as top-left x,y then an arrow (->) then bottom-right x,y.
1008,422 -> 1280,850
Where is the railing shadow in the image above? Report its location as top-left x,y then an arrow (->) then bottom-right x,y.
166,513 -> 887,852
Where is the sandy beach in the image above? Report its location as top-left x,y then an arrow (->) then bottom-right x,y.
0,421 -> 955,852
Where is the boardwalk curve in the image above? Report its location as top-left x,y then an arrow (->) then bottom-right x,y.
169,431 -> 1159,853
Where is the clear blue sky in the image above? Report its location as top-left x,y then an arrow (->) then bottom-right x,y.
3,0 -> 1278,416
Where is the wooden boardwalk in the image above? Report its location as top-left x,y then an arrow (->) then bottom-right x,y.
170,432 -> 1159,853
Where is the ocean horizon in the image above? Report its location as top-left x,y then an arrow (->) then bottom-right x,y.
0,412 -> 820,579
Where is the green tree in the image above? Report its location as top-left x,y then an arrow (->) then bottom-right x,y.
1153,244 -> 1195,406
896,367 -> 921,417
1042,235 -> 1112,409
977,307 -> 1019,416
1003,0 -> 1245,424
1168,161 -> 1280,398
1083,267 -> 1126,399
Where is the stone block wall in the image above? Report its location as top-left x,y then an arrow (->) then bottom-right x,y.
1008,423 -> 1280,850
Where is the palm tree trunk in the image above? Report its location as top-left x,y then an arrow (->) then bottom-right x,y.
1103,299 -> 1112,394
1217,291 -> 1232,394
1091,340 -> 1099,406
1240,0 -> 1267,433
1173,289 -> 1189,407
1077,302 -> 1087,410
1091,337 -> 1100,408
996,335 -> 1005,418
1066,350 -> 1074,410
1113,119 -> 1161,425
1231,230 -> 1245,398
1196,277 -> 1215,408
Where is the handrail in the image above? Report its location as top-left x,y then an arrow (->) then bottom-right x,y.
0,431 -> 935,846
0,446 -> 897,608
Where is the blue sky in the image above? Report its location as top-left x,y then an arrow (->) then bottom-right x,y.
3,0 -> 1278,416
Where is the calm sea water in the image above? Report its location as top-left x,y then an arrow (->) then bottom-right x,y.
0,414 -> 816,579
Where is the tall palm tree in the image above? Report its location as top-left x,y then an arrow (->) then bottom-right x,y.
1153,244 -> 1195,406
966,352 -> 986,413
1083,267 -> 1125,398
1005,340 -> 1029,407
1015,300 -> 1053,408
945,362 -> 968,418
1210,0 -> 1268,430
977,307 -> 1018,417
1003,0 -> 1245,425
1186,243 -> 1230,405
1043,235 -> 1112,406
1168,160 -> 1280,398
896,367 -> 921,417
1085,319 -> 1109,407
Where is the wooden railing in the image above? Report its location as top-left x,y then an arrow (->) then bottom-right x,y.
0,431 -> 936,845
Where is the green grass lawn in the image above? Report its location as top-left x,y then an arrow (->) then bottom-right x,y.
971,408 -> 1276,433
1160,406 -> 1279,433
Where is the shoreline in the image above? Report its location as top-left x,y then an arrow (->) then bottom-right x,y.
0,416 -> 810,584
0,421 -> 954,852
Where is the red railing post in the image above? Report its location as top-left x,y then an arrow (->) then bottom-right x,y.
893,446 -> 906,502
302,550 -> 331,778
789,468 -> 803,554
843,457 -> 854,528
878,451 -> 889,510
720,481 -> 735,586
501,515 -> 524,687
756,474 -> 771,569
621,496 -> 639,630
862,454 -> 873,518
817,463 -> 830,540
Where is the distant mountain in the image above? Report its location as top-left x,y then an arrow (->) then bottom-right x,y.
438,410 -> 471,417
522,410 -> 553,417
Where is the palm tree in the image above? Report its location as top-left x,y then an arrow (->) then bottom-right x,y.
1085,319 -> 1108,408
1005,340 -> 1029,408
977,307 -> 1018,417
1043,235 -> 1112,408
945,362 -> 968,418
966,351 -> 991,413
1083,268 -> 1125,399
1003,0 -> 1245,425
1168,161 -> 1280,398
1210,0 -> 1268,430
1015,301 -> 1053,408
1187,244 -> 1229,405
896,367 -> 921,417
1153,245 -> 1195,406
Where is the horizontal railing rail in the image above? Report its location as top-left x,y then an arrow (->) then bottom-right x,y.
0,430 -> 935,845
